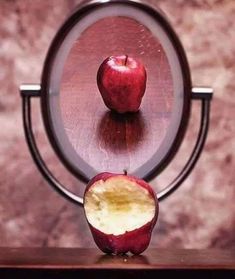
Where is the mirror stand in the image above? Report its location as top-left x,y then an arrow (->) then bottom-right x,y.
20,84 -> 212,206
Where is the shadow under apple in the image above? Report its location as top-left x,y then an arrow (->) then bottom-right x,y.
95,253 -> 149,265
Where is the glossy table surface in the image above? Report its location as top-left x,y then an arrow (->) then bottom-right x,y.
0,248 -> 234,279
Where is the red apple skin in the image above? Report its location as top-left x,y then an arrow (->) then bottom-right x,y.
97,55 -> 147,114
84,172 -> 158,255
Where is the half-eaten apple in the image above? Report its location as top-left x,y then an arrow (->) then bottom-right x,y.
84,172 -> 158,255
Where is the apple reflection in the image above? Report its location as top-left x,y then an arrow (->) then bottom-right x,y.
97,110 -> 146,153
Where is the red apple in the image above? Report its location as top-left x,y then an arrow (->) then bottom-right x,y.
97,55 -> 147,113
84,172 -> 158,255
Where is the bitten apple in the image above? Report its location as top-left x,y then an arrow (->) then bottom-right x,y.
84,172 -> 158,255
97,55 -> 147,113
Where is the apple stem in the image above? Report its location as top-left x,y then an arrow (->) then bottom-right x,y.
124,55 -> 128,66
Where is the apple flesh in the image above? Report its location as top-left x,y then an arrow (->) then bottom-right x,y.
84,172 -> 158,255
97,55 -> 147,113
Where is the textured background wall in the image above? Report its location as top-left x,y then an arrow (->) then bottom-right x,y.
0,0 -> 234,249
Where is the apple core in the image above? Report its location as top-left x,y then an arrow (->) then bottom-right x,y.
84,173 -> 158,254
84,176 -> 155,235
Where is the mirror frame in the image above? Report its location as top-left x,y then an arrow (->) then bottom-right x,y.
40,0 -> 192,182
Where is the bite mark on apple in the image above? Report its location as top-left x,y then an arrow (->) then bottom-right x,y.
84,172 -> 158,255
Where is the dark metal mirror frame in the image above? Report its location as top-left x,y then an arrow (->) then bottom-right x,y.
20,0 -> 213,206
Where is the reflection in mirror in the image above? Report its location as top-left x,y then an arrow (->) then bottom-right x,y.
59,16 -> 173,174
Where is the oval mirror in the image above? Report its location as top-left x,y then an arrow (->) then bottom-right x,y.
41,0 -> 191,182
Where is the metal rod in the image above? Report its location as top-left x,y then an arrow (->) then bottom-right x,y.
22,96 -> 83,206
157,98 -> 211,201
20,84 -> 41,97
192,87 -> 213,100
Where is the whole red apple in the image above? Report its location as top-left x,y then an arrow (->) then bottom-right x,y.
84,172 -> 158,255
97,55 -> 147,113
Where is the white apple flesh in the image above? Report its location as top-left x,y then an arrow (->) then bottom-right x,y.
84,172 -> 158,255
97,55 -> 147,113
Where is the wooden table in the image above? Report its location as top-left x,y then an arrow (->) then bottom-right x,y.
0,248 -> 234,278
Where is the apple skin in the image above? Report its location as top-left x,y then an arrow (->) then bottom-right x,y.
84,172 -> 158,255
97,55 -> 147,113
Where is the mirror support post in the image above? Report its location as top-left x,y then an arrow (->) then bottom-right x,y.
157,87 -> 213,201
21,84 -> 84,206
